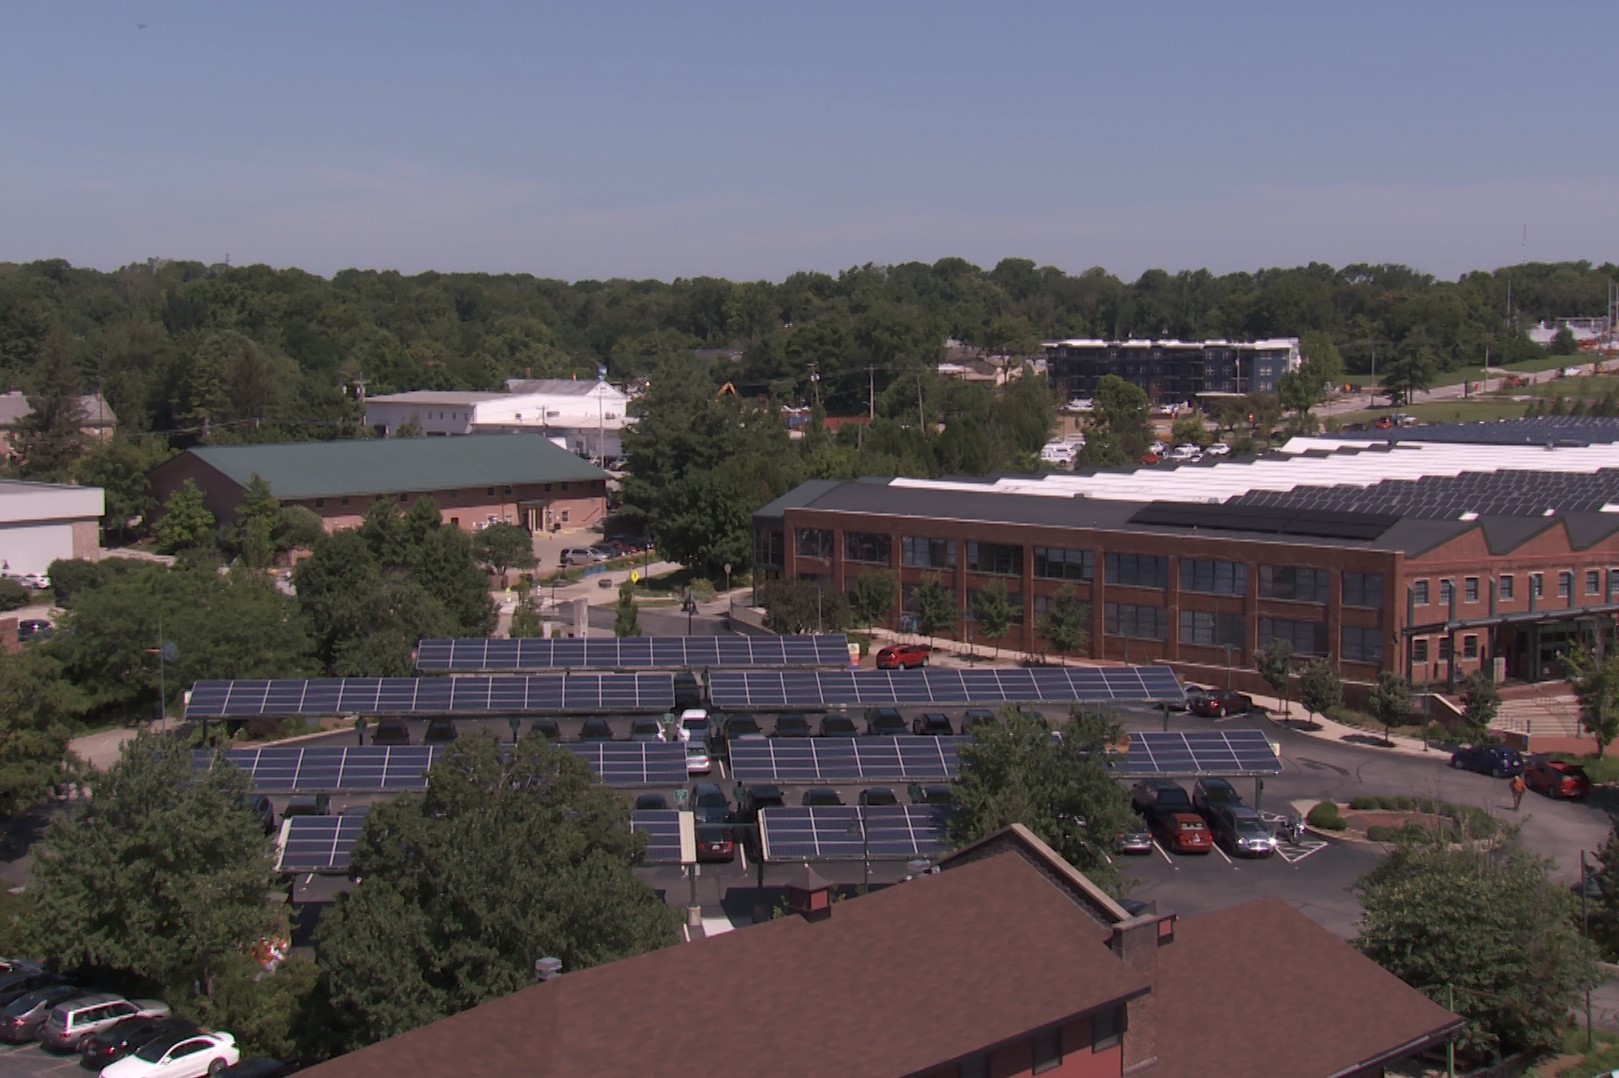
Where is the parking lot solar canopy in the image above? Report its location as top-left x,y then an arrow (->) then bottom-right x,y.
276,812 -> 368,874
708,665 -> 1184,710
566,742 -> 689,786
197,742 -> 685,791
759,805 -> 952,863
629,809 -> 684,864
186,674 -> 674,717
416,635 -> 851,672
728,736 -> 966,784
1118,730 -> 1281,777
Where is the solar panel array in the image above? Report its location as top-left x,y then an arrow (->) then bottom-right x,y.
186,675 -> 674,717
729,737 -> 967,783
1119,730 -> 1281,777
629,809 -> 684,864
1332,417 -> 1619,447
1130,502 -> 1398,541
708,665 -> 1184,710
566,742 -> 689,786
277,813 -> 368,874
1228,468 -> 1619,519
201,742 -> 683,791
416,635 -> 851,672
759,805 -> 952,863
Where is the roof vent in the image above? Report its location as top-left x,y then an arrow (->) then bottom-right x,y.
784,863 -> 832,921
534,957 -> 563,982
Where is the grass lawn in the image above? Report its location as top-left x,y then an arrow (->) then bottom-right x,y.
1343,354 -> 1584,393
1502,373 -> 1619,400
1331,398 -> 1533,427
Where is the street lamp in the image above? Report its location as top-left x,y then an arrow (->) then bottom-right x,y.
723,562 -> 732,597
846,810 -> 870,891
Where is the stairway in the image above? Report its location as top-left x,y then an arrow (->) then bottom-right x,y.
1490,687 -> 1583,739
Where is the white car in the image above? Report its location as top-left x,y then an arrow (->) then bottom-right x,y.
685,745 -> 712,774
1148,440 -> 1167,455
102,1030 -> 238,1078
1168,444 -> 1202,461
677,709 -> 709,743
1205,442 -> 1231,457
1065,398 -> 1093,412
1563,366 -> 1584,377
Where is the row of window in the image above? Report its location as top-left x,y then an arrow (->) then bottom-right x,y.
1411,635 -> 1482,662
1414,569 -> 1619,606
310,482 -> 557,510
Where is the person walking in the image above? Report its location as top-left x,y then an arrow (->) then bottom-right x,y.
1509,773 -> 1526,810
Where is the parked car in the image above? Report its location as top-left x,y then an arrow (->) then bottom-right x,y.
1113,820 -> 1154,855
677,709 -> 709,743
81,1016 -> 199,1072
1190,690 -> 1252,718
1130,778 -> 1192,816
689,783 -> 730,824
1207,806 -> 1277,857
961,708 -> 998,732
874,643 -> 930,670
42,995 -> 168,1053
422,718 -> 458,744
695,823 -> 735,863
17,619 -> 53,644
101,1029 -> 239,1078
0,969 -> 66,1009
558,547 -> 606,567
801,788 -> 844,807
1449,744 -> 1524,778
683,744 -> 712,775
526,717 -> 561,740
907,783 -> 955,806
1205,442 -> 1231,457
628,718 -> 665,743
1191,777 -> 1243,818
911,713 -> 953,736
577,718 -> 616,742
633,793 -> 671,812
1168,444 -> 1202,461
673,673 -> 703,710
715,715 -> 763,755
368,718 -> 410,746
736,785 -> 787,822
859,788 -> 899,807
588,545 -> 619,561
818,713 -> 858,737
1,985 -> 91,1042
1149,811 -> 1213,854
1524,759 -> 1591,800
864,708 -> 907,736
772,714 -> 813,739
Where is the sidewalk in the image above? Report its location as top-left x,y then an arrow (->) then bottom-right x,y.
1244,692 -> 1440,760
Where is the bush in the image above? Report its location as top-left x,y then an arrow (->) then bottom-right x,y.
1308,801 -> 1346,830
1350,796 -> 1384,810
1366,825 -> 1402,842
0,579 -> 28,611
47,558 -> 105,607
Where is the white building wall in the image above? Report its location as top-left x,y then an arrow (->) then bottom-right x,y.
363,401 -> 478,436
0,483 -> 105,576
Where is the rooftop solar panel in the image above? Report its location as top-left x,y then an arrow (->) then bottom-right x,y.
728,737 -> 966,784
415,635 -> 852,672
276,813 -> 368,874
1119,729 -> 1281,777
758,805 -> 952,863
707,665 -> 1183,711
196,746 -> 440,793
186,674 -> 674,717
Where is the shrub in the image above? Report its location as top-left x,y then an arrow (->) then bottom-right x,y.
1350,796 -> 1384,810
1367,825 -> 1403,842
0,579 -> 28,611
47,558 -> 105,607
1308,801 -> 1346,830
1391,796 -> 1414,811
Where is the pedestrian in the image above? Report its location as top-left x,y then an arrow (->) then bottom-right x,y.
1509,773 -> 1526,810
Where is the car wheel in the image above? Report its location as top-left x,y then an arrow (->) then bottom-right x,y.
208,1061 -> 228,1076
1216,705 -> 1227,718
1449,757 -> 1461,768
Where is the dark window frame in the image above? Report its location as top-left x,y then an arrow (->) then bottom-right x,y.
1259,565 -> 1330,603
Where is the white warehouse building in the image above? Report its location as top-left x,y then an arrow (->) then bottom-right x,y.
0,481 -> 105,578
363,380 -> 632,462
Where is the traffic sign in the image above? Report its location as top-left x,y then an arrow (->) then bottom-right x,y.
630,570 -> 640,584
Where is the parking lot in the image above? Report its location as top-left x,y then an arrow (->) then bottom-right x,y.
0,1040 -> 105,1077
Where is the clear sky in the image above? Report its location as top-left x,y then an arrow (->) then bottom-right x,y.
2,1 -> 1613,282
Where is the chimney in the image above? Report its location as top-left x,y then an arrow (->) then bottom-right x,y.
784,863 -> 832,921
1110,913 -> 1174,1073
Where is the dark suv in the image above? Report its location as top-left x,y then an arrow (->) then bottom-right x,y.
1449,744 -> 1524,778
911,713 -> 954,736
1130,778 -> 1192,816
864,708 -> 907,736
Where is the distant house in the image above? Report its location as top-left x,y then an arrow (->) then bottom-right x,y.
935,356 -> 1023,386
148,434 -> 608,534
0,390 -> 118,444
363,382 -> 633,462
0,479 -> 105,578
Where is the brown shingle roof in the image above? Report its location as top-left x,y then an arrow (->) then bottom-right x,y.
303,851 -> 1150,1078
1152,897 -> 1463,1078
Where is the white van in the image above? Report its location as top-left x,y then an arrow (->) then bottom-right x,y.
1040,442 -> 1078,465
559,548 -> 603,567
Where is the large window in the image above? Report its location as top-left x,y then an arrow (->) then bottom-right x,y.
1342,572 -> 1384,609
844,531 -> 892,565
1465,577 -> 1480,603
966,541 -> 1022,576
755,528 -> 784,569
1034,546 -> 1093,582
1588,569 -> 1602,596
795,528 -> 833,560
1341,626 -> 1384,665
1105,553 -> 1168,589
1258,616 -> 1326,656
1179,559 -> 1246,596
901,536 -> 956,569
1106,602 -> 1167,640
1412,580 -> 1430,605
1499,575 -> 1514,601
1259,566 -> 1330,603
1179,610 -> 1244,648
1032,1029 -> 1062,1074
1558,571 -> 1573,599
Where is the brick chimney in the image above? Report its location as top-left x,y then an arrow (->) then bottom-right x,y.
784,863 -> 832,922
1110,913 -> 1174,1073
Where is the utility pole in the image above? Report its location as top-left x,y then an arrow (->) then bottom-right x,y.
809,363 -> 821,411
917,371 -> 926,432
867,365 -> 876,419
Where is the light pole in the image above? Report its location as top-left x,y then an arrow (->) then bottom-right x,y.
684,590 -> 695,636
1222,642 -> 1235,690
723,562 -> 732,597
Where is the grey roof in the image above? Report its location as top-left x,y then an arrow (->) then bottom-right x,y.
504,379 -> 619,397
364,391 -> 505,405
178,434 -> 606,500
754,479 -> 847,522
1479,516 -> 1561,556
0,391 -> 117,428
1336,417 -> 1619,447
1564,512 -> 1619,550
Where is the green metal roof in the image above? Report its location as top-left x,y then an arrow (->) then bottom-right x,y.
186,434 -> 607,500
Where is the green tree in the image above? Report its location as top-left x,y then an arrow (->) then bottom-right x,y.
314,735 -> 677,1051
276,506 -> 326,552
471,523 -> 536,585
1355,842 -> 1597,1061
12,325 -> 87,481
1079,374 -> 1150,465
970,581 -> 1017,653
412,526 -> 496,636
1459,670 -> 1501,742
1298,658 -> 1341,720
24,732 -> 279,999
357,500 -> 411,568
1368,671 -> 1412,744
912,576 -> 957,638
1035,586 -> 1089,656
0,650 -> 80,816
1564,643 -> 1619,757
508,602 -> 545,639
848,570 -> 897,628
1551,325 -> 1578,355
1253,637 -> 1293,714
1277,331 -> 1344,417
293,531 -> 385,669
153,479 -> 217,554
0,580 -> 28,612
648,470 -> 756,580
614,584 -> 641,638
951,709 -> 1135,889
760,578 -> 848,634
1379,331 -> 1438,406
45,558 -> 105,608
1588,823 -> 1619,961
72,435 -> 174,543
1169,414 -> 1210,448
233,475 -> 282,569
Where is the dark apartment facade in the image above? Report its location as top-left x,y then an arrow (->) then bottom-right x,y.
1043,338 -> 1300,404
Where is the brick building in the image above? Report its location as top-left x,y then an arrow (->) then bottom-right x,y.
1043,337 -> 1300,405
755,420 -> 1619,692
149,434 -> 608,535
302,825 -> 1459,1078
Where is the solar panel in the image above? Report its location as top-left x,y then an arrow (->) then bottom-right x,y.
196,746 -> 440,793
185,674 -> 675,717
758,805 -> 952,863
564,742 -> 689,787
708,666 -> 1184,710
276,812 -> 368,874
1119,729 -> 1281,777
728,737 -> 966,784
415,635 -> 852,672
630,809 -> 685,864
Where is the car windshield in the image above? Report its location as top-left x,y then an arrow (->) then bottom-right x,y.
135,1036 -> 184,1063
864,790 -> 897,805
1234,819 -> 1268,835
823,718 -> 856,733
3,994 -> 44,1017
1157,788 -> 1191,806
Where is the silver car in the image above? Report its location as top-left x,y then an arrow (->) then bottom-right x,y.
1114,820 -> 1154,855
40,994 -> 167,1052
1211,806 -> 1277,858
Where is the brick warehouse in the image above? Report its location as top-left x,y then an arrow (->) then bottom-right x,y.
754,419 -> 1619,693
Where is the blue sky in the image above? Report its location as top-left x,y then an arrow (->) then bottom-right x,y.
2,1 -> 1613,282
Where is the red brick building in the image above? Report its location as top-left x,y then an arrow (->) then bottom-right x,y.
302,825 -> 1459,1077
755,426 -> 1619,692
150,434 -> 608,535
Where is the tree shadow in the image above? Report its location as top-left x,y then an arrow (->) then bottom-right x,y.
1342,733 -> 1396,749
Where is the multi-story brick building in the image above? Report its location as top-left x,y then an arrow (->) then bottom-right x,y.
1043,337 -> 1300,405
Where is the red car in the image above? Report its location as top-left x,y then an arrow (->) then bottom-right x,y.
875,643 -> 930,670
695,824 -> 735,862
1149,811 -> 1213,854
1523,760 -> 1591,800
1190,690 -> 1252,718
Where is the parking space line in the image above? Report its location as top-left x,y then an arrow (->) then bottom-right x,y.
1153,840 -> 1175,866
1212,844 -> 1233,866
